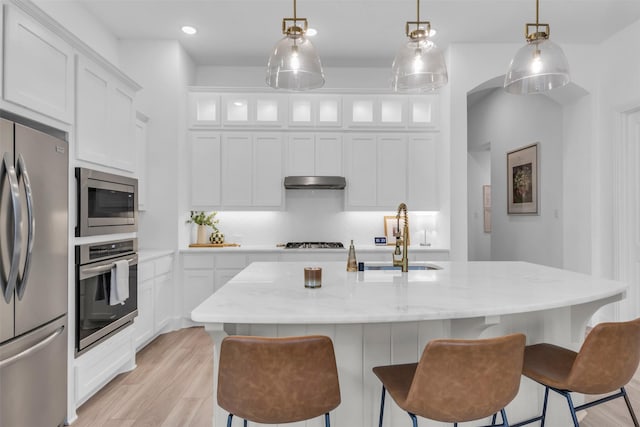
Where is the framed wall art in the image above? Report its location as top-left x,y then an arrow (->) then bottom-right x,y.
507,143 -> 538,215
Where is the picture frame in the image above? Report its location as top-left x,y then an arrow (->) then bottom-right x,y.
507,143 -> 538,215
384,216 -> 410,246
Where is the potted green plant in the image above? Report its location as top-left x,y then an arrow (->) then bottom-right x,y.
187,211 -> 219,244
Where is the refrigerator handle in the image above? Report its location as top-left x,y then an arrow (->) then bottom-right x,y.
0,326 -> 64,368
15,154 -> 34,300
1,152 -> 23,304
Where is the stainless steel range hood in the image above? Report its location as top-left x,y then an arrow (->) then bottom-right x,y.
284,176 -> 346,190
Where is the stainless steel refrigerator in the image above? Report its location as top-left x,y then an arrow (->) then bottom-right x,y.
0,114 -> 68,427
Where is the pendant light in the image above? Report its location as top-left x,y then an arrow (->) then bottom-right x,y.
266,0 -> 324,91
391,0 -> 447,92
504,0 -> 570,94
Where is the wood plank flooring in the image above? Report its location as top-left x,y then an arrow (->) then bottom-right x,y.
73,327 -> 213,427
73,327 -> 639,426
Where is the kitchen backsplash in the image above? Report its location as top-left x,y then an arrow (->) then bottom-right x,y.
184,191 -> 440,247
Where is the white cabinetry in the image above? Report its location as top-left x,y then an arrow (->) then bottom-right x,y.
188,91 -> 220,128
134,254 -> 174,350
288,95 -> 341,127
213,254 -> 246,291
190,132 -> 221,208
3,4 -> 74,123
181,254 -> 215,324
287,133 -> 342,176
221,94 -> 285,127
346,134 -> 407,208
135,112 -> 149,211
407,134 -> 439,210
76,55 -> 139,171
190,132 -> 283,209
346,134 -> 438,210
408,95 -> 439,129
345,95 -> 407,128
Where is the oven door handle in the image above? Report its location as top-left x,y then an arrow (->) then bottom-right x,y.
79,256 -> 138,279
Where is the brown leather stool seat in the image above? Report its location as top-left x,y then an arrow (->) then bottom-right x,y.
217,335 -> 341,427
372,333 -> 526,427
514,317 -> 640,427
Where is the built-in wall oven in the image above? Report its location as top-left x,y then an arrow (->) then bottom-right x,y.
75,239 -> 138,356
76,167 -> 138,236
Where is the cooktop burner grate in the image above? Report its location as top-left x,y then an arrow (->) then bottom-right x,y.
285,242 -> 345,249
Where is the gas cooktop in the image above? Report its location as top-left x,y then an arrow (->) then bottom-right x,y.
285,242 -> 345,249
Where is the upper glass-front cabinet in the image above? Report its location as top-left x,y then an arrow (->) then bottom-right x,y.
288,95 -> 341,127
344,95 -> 408,128
188,92 -> 220,127
222,94 -> 285,127
187,90 -> 439,130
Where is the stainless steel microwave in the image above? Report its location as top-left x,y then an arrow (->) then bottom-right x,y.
76,168 -> 138,236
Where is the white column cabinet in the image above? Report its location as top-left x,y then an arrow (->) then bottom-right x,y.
76,55 -> 138,172
3,4 -> 74,123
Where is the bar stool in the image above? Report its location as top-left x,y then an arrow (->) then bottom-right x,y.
372,333 -> 526,427
217,335 -> 341,427
515,317 -> 640,427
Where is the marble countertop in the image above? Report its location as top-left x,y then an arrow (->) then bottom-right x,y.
191,261 -> 628,324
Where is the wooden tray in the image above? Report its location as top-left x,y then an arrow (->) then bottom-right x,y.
188,243 -> 241,248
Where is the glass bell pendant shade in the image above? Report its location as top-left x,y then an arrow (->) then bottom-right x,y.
391,38 -> 448,91
266,35 -> 325,91
504,38 -> 570,94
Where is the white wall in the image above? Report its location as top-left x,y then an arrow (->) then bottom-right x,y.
467,147 -> 491,261
475,90 -> 564,266
118,41 -> 196,250
196,66 -> 392,89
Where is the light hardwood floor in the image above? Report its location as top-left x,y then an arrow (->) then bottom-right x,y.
73,327 -> 639,426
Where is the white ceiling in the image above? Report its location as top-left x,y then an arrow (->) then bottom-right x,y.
49,0 -> 640,67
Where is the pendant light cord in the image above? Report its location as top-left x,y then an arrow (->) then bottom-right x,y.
293,0 -> 297,21
416,0 -> 420,23
535,0 -> 539,28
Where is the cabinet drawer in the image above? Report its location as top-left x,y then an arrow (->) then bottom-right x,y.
138,261 -> 155,282
215,254 -> 247,269
155,256 -> 174,276
182,254 -> 215,269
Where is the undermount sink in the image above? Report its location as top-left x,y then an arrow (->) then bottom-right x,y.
363,264 -> 441,271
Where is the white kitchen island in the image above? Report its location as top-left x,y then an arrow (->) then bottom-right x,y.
191,261 -> 628,427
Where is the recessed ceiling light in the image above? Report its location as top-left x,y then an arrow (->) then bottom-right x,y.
181,26 -> 197,35
306,28 -> 317,36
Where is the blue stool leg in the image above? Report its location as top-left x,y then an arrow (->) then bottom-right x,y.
227,414 -> 233,427
243,419 -> 247,427
379,386 -> 386,427
325,412 -> 331,427
562,391 -> 580,427
540,386 -> 550,427
622,387 -> 640,427
408,413 -> 418,427
500,408 -> 509,426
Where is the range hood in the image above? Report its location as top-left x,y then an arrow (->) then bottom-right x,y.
284,176 -> 346,190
